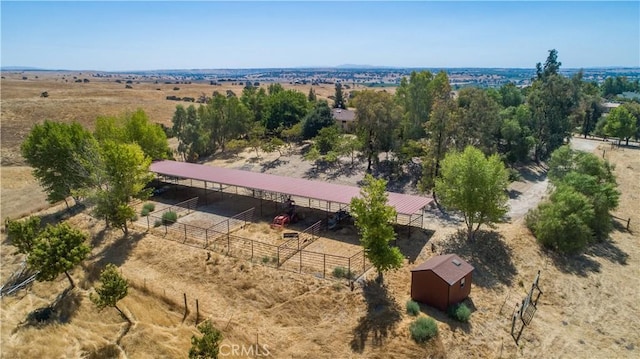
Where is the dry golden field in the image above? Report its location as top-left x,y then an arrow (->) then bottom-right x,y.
1,74 -> 639,358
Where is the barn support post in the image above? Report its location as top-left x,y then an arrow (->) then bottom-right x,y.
219,184 -> 223,199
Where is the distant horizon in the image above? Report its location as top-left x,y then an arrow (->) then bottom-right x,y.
3,65 -> 639,73
2,2 -> 638,71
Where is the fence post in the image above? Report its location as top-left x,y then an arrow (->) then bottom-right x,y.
195,299 -> 199,326
348,257 -> 351,284
184,224 -> 187,243
627,218 -> 631,231
323,254 -> 326,278
182,293 -> 188,322
251,240 -> 254,261
147,215 -> 150,230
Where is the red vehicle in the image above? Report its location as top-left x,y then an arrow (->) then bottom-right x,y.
271,199 -> 298,229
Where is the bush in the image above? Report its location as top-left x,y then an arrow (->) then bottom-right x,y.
262,256 -> 270,264
154,220 -> 162,228
406,300 -> 420,316
141,203 -> 155,216
409,317 -> 438,343
162,211 -> 177,225
448,303 -> 471,322
332,266 -> 354,279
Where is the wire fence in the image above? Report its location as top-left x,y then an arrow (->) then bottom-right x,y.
135,199 -> 372,282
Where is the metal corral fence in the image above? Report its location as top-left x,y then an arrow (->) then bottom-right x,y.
136,198 -> 373,282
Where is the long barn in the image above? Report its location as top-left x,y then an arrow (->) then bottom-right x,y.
149,160 -> 433,229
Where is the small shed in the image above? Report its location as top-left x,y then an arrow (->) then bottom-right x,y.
411,254 -> 474,311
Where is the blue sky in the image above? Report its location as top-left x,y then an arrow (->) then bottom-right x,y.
1,1 -> 638,71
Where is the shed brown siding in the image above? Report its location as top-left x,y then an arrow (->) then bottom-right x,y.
447,272 -> 473,307
411,271 -> 449,311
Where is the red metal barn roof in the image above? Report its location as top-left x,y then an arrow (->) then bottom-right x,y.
150,160 -> 432,216
411,254 -> 474,285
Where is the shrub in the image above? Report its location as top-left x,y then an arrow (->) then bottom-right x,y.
262,256 -> 270,264
448,303 -> 471,322
143,202 -> 155,212
406,300 -> 420,316
332,266 -> 354,279
141,203 -> 155,216
162,211 -> 177,225
154,220 -> 162,227
409,317 -> 438,343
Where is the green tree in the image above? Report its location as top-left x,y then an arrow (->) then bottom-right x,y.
173,105 -> 209,162
526,185 -> 594,253
334,82 -> 346,109
547,146 -> 619,240
314,126 -> 341,155
27,223 -> 90,288
90,263 -> 130,323
536,49 -> 561,81
350,174 -> 403,283
21,120 -> 99,208
5,216 -> 42,254
241,86 -> 267,123
455,87 -> 501,154
302,100 -> 335,139
421,96 -> 456,190
202,93 -> 253,152
435,146 -> 509,241
604,106 -> 636,146
263,89 -> 309,132
395,71 -> 434,140
189,320 -> 223,359
89,141 -> 153,235
498,82 -> 523,108
308,87 -> 317,102
528,50 -> 576,161
95,109 -> 170,160
354,90 -> 400,173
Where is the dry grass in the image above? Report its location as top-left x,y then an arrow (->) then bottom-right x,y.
1,76 -> 639,358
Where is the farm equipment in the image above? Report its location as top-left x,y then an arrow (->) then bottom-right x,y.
271,199 -> 298,229
328,209 -> 351,230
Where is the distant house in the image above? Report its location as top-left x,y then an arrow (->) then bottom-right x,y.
602,102 -> 621,114
332,108 -> 356,132
411,254 -> 474,311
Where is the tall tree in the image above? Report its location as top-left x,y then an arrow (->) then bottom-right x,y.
21,120 -> 99,208
90,263 -> 131,323
395,71 -> 434,140
95,109 -> 170,160
421,75 -> 455,190
89,141 -> 153,235
302,100 -> 335,139
172,105 -> 209,162
308,87 -> 317,102
455,87 -> 501,154
536,49 -> 561,81
434,146 -> 509,241
498,82 -> 523,108
241,86 -> 267,123
350,174 -> 403,283
263,89 -> 309,132
354,90 -> 400,173
202,93 -> 252,153
334,82 -> 346,109
27,223 -> 90,288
